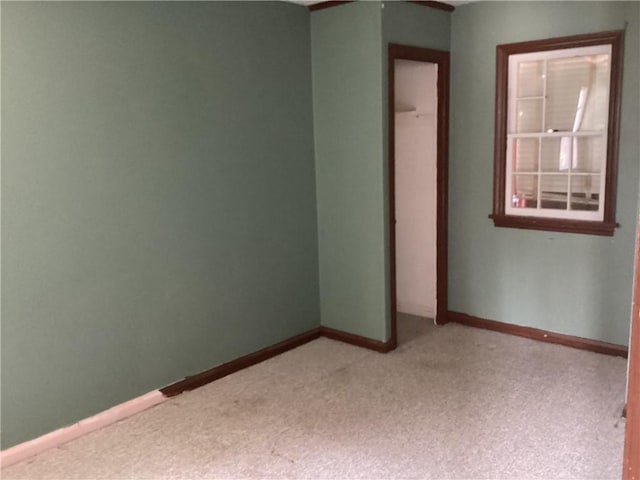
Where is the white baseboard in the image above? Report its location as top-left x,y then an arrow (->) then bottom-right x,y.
1,390 -> 167,469
397,301 -> 435,319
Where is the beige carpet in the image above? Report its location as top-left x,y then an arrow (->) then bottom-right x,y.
2,314 -> 627,479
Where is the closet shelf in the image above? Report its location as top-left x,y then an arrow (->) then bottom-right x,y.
394,109 -> 433,118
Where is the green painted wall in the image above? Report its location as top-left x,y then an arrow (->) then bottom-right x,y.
1,1 -> 319,449
311,1 -> 452,342
311,2 -> 387,341
382,1 -> 451,50
4,0 -> 638,453
449,1 -> 640,345
382,1 -> 452,337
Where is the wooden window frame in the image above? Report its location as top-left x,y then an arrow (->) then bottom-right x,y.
491,30 -> 624,236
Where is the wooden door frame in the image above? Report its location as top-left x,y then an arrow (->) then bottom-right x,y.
388,43 -> 450,347
624,211 -> 640,479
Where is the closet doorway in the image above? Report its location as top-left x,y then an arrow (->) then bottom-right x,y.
388,44 -> 450,346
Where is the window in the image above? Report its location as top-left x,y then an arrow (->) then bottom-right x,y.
491,31 -> 624,236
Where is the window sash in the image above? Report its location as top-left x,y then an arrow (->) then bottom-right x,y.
503,45 -> 611,222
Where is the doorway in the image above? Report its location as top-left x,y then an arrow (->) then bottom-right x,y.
388,44 -> 449,346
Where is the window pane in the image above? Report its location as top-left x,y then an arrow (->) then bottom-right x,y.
516,99 -> 543,133
513,138 -> 539,172
546,54 -> 610,132
517,60 -> 544,97
579,55 -> 610,131
573,136 -> 605,173
570,175 -> 600,211
539,136 -> 603,173
540,174 -> 568,210
540,137 -> 562,172
511,174 -> 538,208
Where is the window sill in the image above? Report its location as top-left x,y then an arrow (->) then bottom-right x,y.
489,213 -> 617,236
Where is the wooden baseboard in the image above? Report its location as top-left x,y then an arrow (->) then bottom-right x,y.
2,324 -> 394,466
0,391 -> 166,469
160,328 -> 322,397
160,324 -> 396,397
448,311 -> 628,358
320,326 -> 396,353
